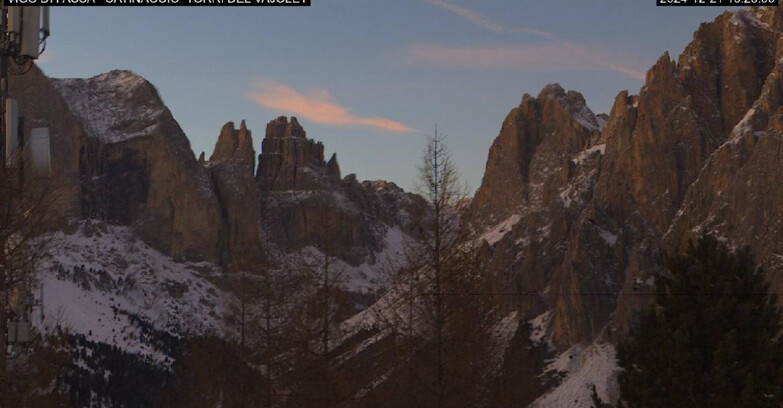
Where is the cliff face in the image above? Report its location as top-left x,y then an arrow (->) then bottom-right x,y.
473,84 -> 603,228
211,120 -> 255,169
49,70 -> 224,262
256,116 -> 340,190
256,116 -> 425,266
471,6 -> 783,349
12,68 -> 423,276
207,120 -> 261,269
664,7 -> 783,286
471,84 -> 606,327
9,68 -> 223,261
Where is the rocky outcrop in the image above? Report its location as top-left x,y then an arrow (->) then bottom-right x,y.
206,121 -> 262,269
21,69 -> 224,262
471,83 -> 605,320
262,176 -> 424,266
257,117 -> 424,265
472,6 -> 783,351
326,153 -> 341,179
210,161 -> 261,269
472,84 -> 602,227
210,120 -> 255,170
13,67 -> 423,272
256,116 -> 339,190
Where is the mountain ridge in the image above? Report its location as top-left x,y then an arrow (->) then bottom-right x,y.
472,5 -> 783,355
9,6 -> 783,407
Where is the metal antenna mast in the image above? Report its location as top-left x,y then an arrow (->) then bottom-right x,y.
0,3 -> 50,373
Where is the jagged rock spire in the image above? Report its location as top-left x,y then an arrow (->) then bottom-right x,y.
210,120 -> 256,171
256,116 -> 340,190
326,153 -> 341,179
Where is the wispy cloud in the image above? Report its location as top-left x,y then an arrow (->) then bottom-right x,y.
405,44 -> 586,71
601,63 -> 646,81
420,0 -> 645,80
405,43 -> 646,80
422,0 -> 504,33
246,80 -> 415,133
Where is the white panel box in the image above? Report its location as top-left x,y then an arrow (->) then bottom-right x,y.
7,6 -> 21,37
20,6 -> 40,59
29,128 -> 51,178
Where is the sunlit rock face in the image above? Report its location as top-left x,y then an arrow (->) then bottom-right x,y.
472,6 -> 783,349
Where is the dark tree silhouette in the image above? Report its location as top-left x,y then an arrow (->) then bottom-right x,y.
618,235 -> 783,408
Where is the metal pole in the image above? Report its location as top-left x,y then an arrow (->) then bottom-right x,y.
1,6 -> 6,169
0,2 -> 9,389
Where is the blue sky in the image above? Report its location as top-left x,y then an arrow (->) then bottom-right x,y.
38,1 -> 727,193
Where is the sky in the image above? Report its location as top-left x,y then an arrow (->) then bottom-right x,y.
37,1 -> 729,193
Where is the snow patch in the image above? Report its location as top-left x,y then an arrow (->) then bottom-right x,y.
479,214 -> 521,245
288,225 -> 410,293
728,107 -> 757,144
532,342 -> 620,408
572,144 -> 606,165
559,189 -> 573,209
529,310 -> 552,345
598,228 -> 618,246
52,70 -> 166,144
572,106 -> 602,131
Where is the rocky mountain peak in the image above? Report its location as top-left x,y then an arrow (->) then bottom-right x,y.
210,120 -> 255,170
748,5 -> 783,28
537,83 -> 566,100
326,153 -> 341,179
472,83 -> 602,226
52,70 -> 167,145
265,115 -> 307,140
468,5 -> 783,355
538,83 -> 604,131
36,68 -> 225,262
257,116 -> 339,190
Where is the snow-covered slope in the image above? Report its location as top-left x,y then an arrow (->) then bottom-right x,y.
34,220 -> 230,364
51,70 -> 167,144
531,342 -> 619,408
287,225 -> 409,294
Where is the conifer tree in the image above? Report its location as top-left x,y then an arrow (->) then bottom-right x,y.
373,130 -> 503,408
284,204 -> 349,408
618,235 -> 783,408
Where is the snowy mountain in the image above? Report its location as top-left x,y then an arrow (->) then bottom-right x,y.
8,6 -> 783,407
36,219 -> 230,363
52,71 -> 167,145
466,6 -> 783,407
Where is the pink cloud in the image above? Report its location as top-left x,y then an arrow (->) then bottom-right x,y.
420,0 -> 645,80
246,80 -> 414,133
